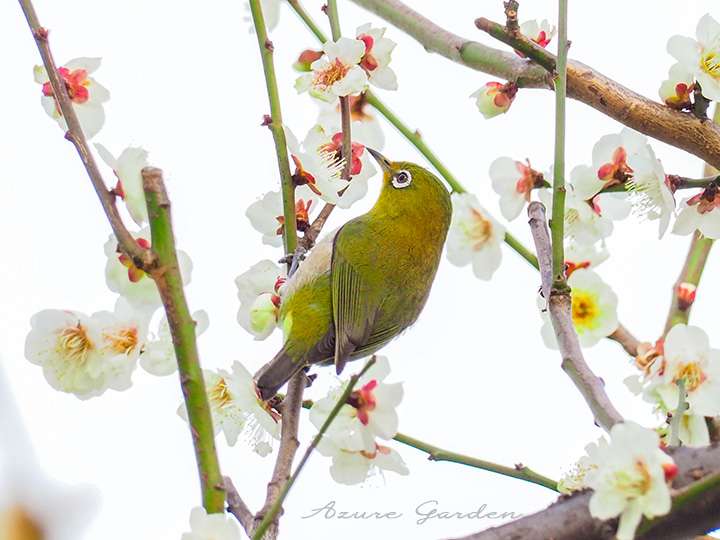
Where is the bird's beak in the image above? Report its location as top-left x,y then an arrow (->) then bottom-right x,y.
367,148 -> 393,174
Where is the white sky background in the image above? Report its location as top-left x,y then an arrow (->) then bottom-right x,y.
1,0 -> 719,538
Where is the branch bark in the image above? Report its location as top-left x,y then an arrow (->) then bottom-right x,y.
253,373 -> 306,540
450,444 -> 720,540
224,477 -> 254,535
143,168 -> 225,513
350,0 -> 720,170
528,202 -> 624,431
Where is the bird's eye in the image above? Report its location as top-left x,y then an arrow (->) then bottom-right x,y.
392,170 -> 412,189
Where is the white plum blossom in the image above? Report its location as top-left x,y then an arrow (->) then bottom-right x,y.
104,228 -> 193,312
181,507 -> 240,540
286,124 -> 376,209
95,144 -> 150,226
667,14 -> 720,101
140,310 -> 209,376
540,185 -> 613,246
295,37 -> 368,101
446,193 -> 505,280
626,149 -> 676,237
179,362 -> 279,453
33,58 -> 110,139
519,19 -> 555,49
587,422 -> 675,540
489,157 -> 545,221
571,165 -> 631,221
565,241 -> 609,273
540,269 -> 618,348
356,23 -> 398,90
24,304 -> 147,399
235,259 -> 285,340
659,63 -> 695,110
471,82 -> 517,119
557,437 -> 606,494
673,185 -> 720,238
245,188 -> 317,247
310,356 -> 403,452
317,438 -> 409,485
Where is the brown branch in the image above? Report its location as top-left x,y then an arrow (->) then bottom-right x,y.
608,325 -> 640,357
224,477 -> 254,536
527,202 -> 624,431
349,0 -> 720,170
254,373 -> 306,539
18,0 -> 154,270
299,202 -> 335,250
451,444 -> 720,540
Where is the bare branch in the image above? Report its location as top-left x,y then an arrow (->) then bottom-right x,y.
224,477 -> 254,536
608,325 -> 641,357
527,202 -> 624,431
254,373 -> 306,539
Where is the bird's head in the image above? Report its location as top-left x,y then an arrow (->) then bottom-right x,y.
366,148 -> 451,220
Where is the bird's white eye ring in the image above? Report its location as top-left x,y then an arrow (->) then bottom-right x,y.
392,170 -> 412,189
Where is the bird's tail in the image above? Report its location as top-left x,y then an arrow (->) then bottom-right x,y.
254,347 -> 306,401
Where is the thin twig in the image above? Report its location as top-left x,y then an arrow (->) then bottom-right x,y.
607,325 -> 640,357
224,477 -> 254,535
254,373 -> 306,540
253,358 -> 377,540
550,0 -> 568,285
528,202 -> 623,431
293,398 -> 561,491
18,0 -> 154,270
350,0 -> 720,170
142,168 -> 225,512
394,432 -> 558,492
248,0 -> 298,266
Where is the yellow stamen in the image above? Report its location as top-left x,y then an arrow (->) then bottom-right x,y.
571,291 -> 599,330
613,460 -> 652,498
0,506 -> 44,540
674,362 -> 706,392
465,208 -> 493,250
57,323 -> 94,363
104,327 -> 139,355
701,51 -> 720,79
209,377 -> 233,408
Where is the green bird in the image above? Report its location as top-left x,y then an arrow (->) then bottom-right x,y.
254,149 -> 452,400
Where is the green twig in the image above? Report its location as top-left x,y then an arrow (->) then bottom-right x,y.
253,357 -> 378,540
550,0 -> 568,286
295,398 -> 557,491
394,432 -> 558,492
249,0 -> 297,263
142,168 -> 225,512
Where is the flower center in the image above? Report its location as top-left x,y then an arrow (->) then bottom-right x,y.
104,326 -> 139,355
571,291 -> 599,330
118,237 -> 151,283
313,59 -> 350,89
688,184 -> 720,214
465,209 -> 493,250
674,361 -> 706,392
347,379 -> 378,425
321,133 -> 365,176
597,146 -> 632,183
57,323 -> 94,363
0,505 -> 44,540
42,67 -> 90,104
209,377 -> 233,409
701,51 -> 720,79
613,460 -> 652,498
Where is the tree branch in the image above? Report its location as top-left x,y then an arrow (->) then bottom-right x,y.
350,0 -> 720,170
254,373 -> 306,540
142,168 -> 225,512
224,477 -> 254,536
607,324 -> 640,357
253,358 -> 377,540
528,202 -> 624,431
248,0 -> 298,261
18,0 -> 154,270
394,432 -> 557,492
451,444 -> 720,540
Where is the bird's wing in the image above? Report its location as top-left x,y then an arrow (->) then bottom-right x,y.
330,220 -> 379,374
